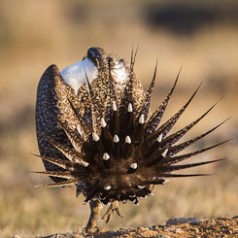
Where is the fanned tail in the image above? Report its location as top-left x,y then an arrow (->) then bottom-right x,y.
35,48 -> 228,209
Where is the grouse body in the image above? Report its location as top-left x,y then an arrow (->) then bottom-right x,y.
35,47 -> 227,231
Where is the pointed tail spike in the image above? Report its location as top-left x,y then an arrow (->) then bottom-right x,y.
146,68 -> 181,135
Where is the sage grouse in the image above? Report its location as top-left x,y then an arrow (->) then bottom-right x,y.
35,47 -> 227,232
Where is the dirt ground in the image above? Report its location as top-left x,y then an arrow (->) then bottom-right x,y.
30,216 -> 238,238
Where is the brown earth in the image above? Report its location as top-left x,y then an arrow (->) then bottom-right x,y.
33,216 -> 238,238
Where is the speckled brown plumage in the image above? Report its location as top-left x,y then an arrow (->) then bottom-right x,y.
35,47 -> 228,232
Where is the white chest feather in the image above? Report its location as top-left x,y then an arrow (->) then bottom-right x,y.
61,57 -> 129,94
61,58 -> 98,94
111,61 -> 129,84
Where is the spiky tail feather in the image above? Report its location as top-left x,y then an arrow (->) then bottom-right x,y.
34,51 -> 228,206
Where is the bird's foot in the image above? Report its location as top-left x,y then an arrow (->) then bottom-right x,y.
102,201 -> 123,223
83,225 -> 100,234
85,200 -> 103,233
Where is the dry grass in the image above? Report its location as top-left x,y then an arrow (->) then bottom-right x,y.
0,1 -> 237,237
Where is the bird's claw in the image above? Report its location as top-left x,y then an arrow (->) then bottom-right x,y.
102,201 -> 123,223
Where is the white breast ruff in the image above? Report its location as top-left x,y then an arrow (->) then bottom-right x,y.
61,58 -> 98,94
111,61 -> 129,84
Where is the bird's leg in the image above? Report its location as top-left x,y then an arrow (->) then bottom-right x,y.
85,200 -> 102,233
102,201 -> 123,223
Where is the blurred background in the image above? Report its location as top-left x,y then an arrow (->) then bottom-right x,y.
0,0 -> 237,236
